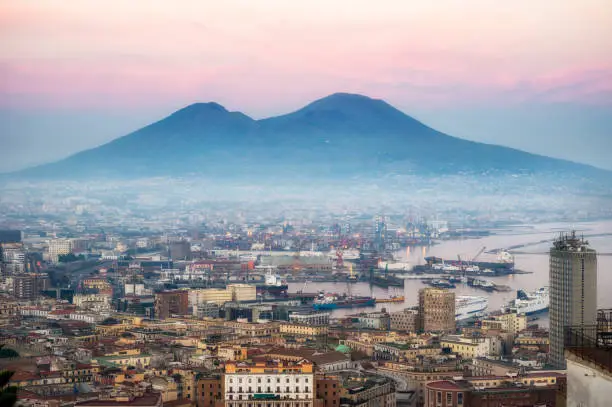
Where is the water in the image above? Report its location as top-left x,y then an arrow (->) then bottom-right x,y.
288,220 -> 612,326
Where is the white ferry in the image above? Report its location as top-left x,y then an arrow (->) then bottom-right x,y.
503,287 -> 549,315
455,295 -> 488,321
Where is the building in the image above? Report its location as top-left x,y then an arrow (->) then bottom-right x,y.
563,309 -> 612,406
280,323 -> 329,337
0,243 -> 26,273
155,290 -> 189,319
390,309 -> 418,332
124,283 -> 146,296
75,392 -> 162,407
197,375 -> 223,407
480,312 -> 526,336
190,285 -> 256,309
341,375 -> 396,407
228,284 -> 257,302
170,240 -> 192,260
289,311 -> 330,326
0,230 -> 22,243
190,288 -> 233,307
440,335 -> 503,360
223,360 -> 314,407
12,273 -> 50,299
196,302 -> 221,319
315,375 -> 341,407
425,372 -> 565,407
549,232 -> 598,369
73,293 -> 112,313
48,238 -> 73,263
0,295 -> 19,326
418,288 -> 455,334
358,312 -> 390,331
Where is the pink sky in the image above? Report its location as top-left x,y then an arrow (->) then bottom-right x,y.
1,0 -> 611,115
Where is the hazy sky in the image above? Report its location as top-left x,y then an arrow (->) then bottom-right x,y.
1,0 -> 611,171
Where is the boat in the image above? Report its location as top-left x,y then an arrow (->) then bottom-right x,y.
313,293 -> 376,310
255,269 -> 288,295
469,278 -> 495,292
425,250 -> 515,272
502,287 -> 549,315
376,295 -> 405,303
455,295 -> 488,321
424,279 -> 456,289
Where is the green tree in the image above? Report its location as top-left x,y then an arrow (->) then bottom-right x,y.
0,348 -> 18,359
0,354 -> 17,407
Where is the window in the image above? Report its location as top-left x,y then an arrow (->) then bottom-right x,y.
446,393 -> 452,404
437,392 -> 441,403
457,393 -> 463,405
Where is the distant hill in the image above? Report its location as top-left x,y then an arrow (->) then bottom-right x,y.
11,93 -> 609,180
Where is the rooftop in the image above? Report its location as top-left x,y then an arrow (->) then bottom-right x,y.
565,325 -> 612,374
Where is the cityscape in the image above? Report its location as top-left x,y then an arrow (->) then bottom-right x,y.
2,1 -> 612,407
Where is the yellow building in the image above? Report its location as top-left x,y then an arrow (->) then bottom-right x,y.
190,289 -> 233,306
280,323 -> 328,336
227,284 -> 257,302
481,312 -> 527,335
440,336 -> 494,359
93,349 -> 152,368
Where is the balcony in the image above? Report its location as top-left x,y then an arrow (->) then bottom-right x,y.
565,324 -> 612,373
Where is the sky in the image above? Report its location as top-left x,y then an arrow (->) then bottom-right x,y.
1,0 -> 611,172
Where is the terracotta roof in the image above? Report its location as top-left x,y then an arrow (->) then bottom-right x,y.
9,370 -> 40,382
76,393 -> 161,407
309,351 -> 350,366
426,380 -> 465,391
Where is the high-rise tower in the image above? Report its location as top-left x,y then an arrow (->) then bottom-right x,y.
549,231 -> 597,369
418,287 -> 456,334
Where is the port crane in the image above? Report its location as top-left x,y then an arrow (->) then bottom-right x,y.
472,246 -> 487,262
335,249 -> 344,269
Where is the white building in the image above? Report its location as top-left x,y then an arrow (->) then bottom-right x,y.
223,361 -> 314,407
48,239 -> 73,263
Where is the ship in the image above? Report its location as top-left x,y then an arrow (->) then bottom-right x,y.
313,293 -> 376,310
455,295 -> 488,321
255,269 -> 288,296
376,288 -> 405,303
502,287 -> 549,315
423,250 -> 515,273
376,295 -> 405,303
469,278 -> 496,292
423,279 -> 456,289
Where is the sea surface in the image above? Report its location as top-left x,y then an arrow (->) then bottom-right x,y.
287,220 -> 612,327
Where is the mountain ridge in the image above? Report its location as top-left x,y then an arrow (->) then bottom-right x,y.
8,93 -> 610,180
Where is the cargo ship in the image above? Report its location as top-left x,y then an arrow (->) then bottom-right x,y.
419,250 -> 516,274
313,293 -> 376,310
502,287 -> 549,315
255,270 -> 288,296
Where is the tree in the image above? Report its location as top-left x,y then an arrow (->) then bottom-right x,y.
0,348 -> 18,359
58,253 -> 85,263
0,363 -> 17,407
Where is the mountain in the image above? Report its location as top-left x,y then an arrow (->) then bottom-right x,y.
11,93 -> 609,180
